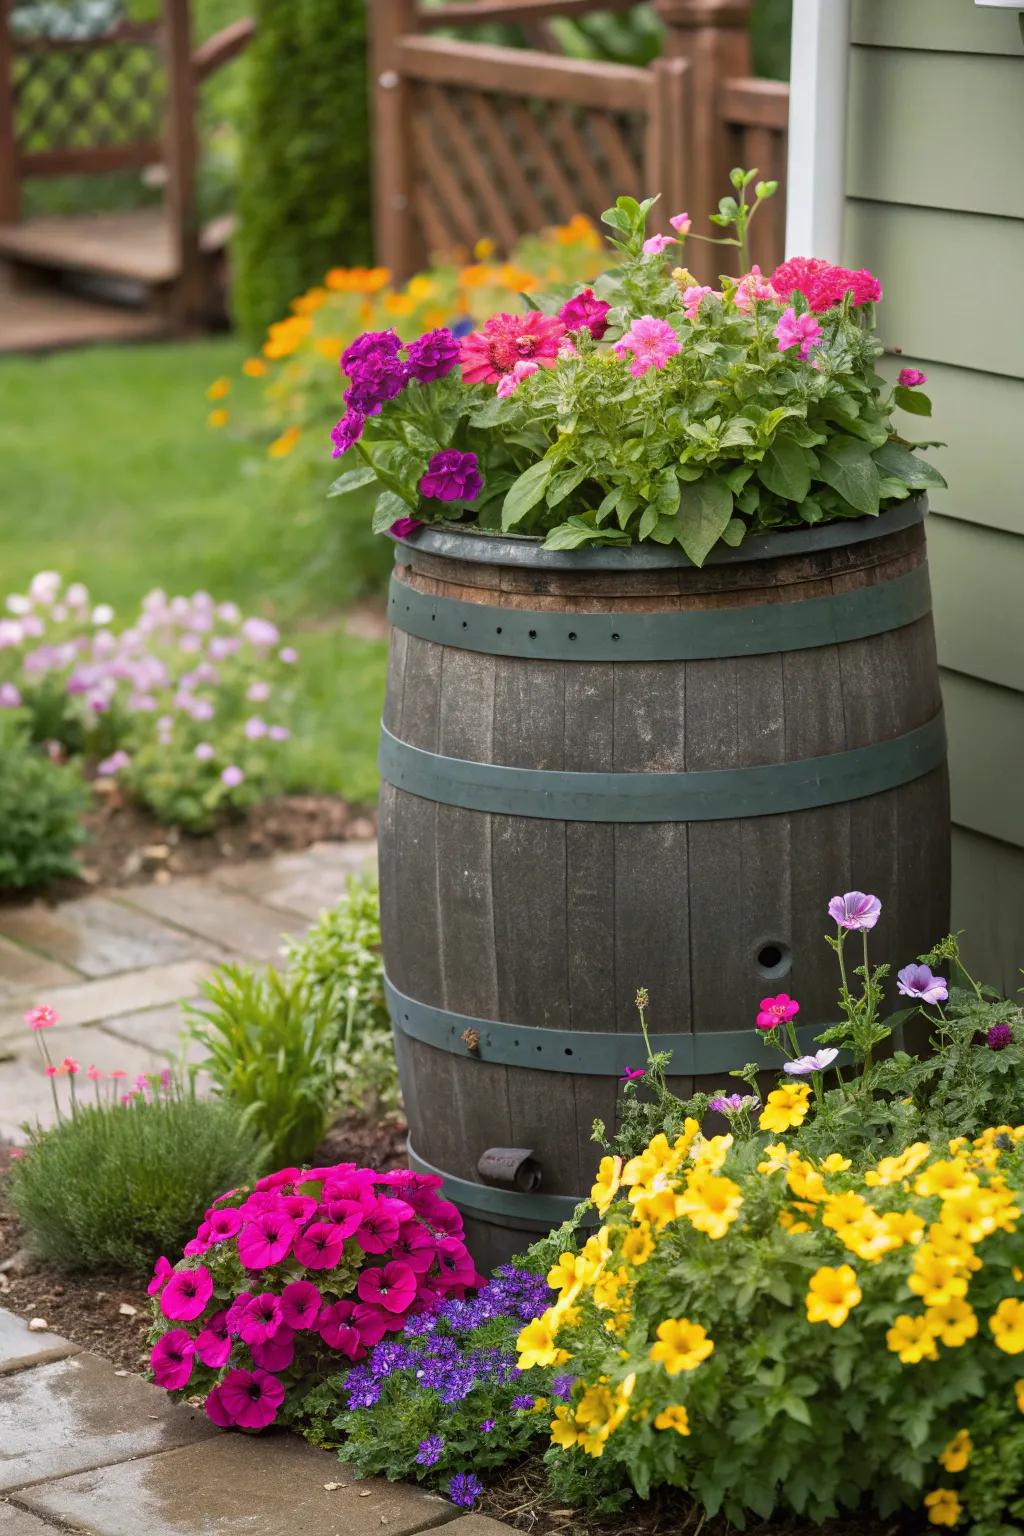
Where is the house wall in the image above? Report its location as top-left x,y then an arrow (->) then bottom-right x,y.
843,0 -> 1024,989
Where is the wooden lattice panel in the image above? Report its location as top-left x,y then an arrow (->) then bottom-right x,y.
410,80 -> 648,256
13,38 -> 163,152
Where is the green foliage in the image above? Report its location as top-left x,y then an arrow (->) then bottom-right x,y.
285,872 -> 399,1114
9,1086 -> 267,1274
186,964 -> 342,1165
232,0 -> 372,343
0,720 -> 88,890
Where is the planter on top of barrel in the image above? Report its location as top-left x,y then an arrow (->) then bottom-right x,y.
328,174 -> 950,1267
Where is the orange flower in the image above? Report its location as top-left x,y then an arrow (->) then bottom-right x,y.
268,424 -> 301,459
292,287 -> 327,315
324,265 -> 391,294
207,408 -> 229,429
242,358 -> 267,378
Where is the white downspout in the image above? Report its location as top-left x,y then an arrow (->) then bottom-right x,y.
784,0 -> 852,260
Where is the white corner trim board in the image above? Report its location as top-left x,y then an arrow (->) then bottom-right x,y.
784,0 -> 852,262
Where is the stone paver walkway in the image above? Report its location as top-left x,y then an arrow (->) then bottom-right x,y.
0,841 -> 376,1141
0,1307 -> 511,1536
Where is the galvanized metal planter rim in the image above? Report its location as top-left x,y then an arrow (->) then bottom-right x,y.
389,493 -> 927,571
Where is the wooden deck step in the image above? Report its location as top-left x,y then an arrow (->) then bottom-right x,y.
0,282 -> 169,355
0,209 -> 178,286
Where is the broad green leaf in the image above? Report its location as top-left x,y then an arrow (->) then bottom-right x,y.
720,517 -> 747,548
546,465 -> 590,508
542,517 -> 629,550
638,502 -> 660,540
502,459 -> 554,530
371,490 -> 411,534
894,385 -> 932,417
759,434 -> 812,503
676,475 -> 734,566
817,438 -> 881,516
873,441 -> 948,491
327,464 -> 378,498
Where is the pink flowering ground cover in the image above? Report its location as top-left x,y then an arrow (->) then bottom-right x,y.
148,1160 -> 482,1431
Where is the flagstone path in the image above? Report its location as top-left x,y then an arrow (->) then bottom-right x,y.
0,840 -> 377,1141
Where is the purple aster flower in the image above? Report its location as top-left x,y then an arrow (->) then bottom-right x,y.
330,409 -> 365,458
449,1473 -> 484,1509
552,1374 -> 574,1400
987,1023 -> 1013,1052
479,1419 -> 496,1433
416,1434 -> 444,1467
897,963 -> 948,1006
510,1394 -> 534,1411
828,891 -> 882,931
406,328 -> 461,383
709,1093 -> 746,1113
419,450 -> 482,503
784,1048 -> 840,1076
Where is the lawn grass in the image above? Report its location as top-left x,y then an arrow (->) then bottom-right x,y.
0,337 -> 389,805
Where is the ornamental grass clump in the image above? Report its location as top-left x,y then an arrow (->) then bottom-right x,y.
328,171 -> 945,564
148,1162 -> 482,1433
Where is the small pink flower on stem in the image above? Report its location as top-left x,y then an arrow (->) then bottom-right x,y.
756,994 -> 800,1032
614,316 -> 681,378
669,212 -> 691,235
827,892 -> 882,931
620,1067 -> 645,1082
496,360 -> 539,399
87,1065 -> 102,1081
24,1005 -> 58,1031
774,307 -> 822,360
60,1057 -> 80,1075
680,285 -> 718,323
898,368 -> 928,388
642,233 -> 677,255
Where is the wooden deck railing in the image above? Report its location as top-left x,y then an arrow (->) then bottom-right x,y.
371,0 -> 789,283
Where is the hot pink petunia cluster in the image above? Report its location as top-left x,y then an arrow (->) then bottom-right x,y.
770,257 -> 882,314
148,1161 -> 480,1432
459,312 -> 566,385
614,315 -> 681,378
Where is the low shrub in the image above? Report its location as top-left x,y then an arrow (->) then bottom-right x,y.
147,1161 -> 481,1432
285,872 -> 398,1115
9,1065 -> 267,1275
0,720 -> 88,890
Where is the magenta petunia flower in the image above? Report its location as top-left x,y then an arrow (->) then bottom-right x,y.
218,1367 -> 285,1431
392,1221 -> 437,1275
614,315 -> 681,378
987,1023 -> 1013,1052
774,306 -> 822,360
897,963 -> 948,1006
293,1220 -> 346,1270
621,1067 -> 645,1082
250,1326 -> 295,1372
559,288 -> 610,340
237,1212 -> 296,1270
147,1255 -> 174,1297
254,1166 -> 299,1192
828,891 -> 882,931
642,233 -> 677,255
419,450 -> 482,504
195,1310 -> 232,1369
435,1236 -> 476,1289
151,1330 -> 196,1391
237,1292 -> 283,1346
354,1300 -> 402,1344
318,1299 -> 365,1358
205,1384 -> 234,1428
322,1196 -> 367,1236
390,516 -> 423,540
280,1280 -> 322,1331
354,1201 -> 404,1255
785,1049 -> 839,1076
160,1266 -> 213,1322
356,1260 -> 418,1315
206,1207 -> 243,1243
898,368 -> 927,388
756,993 -> 800,1031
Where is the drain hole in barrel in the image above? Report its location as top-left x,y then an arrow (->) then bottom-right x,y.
568,631 -> 577,641
611,633 -> 620,642
529,629 -> 537,639
756,941 -> 792,979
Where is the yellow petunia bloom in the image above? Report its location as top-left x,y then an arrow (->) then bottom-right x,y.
882,1209 -> 926,1248
676,1172 -> 743,1240
516,1314 -> 569,1370
787,1155 -> 827,1204
649,1318 -> 714,1375
822,1191 -> 869,1232
550,1404 -> 580,1449
757,1141 -> 791,1175
990,1297 -> 1024,1355
864,1142 -> 931,1187
623,1133 -> 680,1188
691,1133 -> 733,1174
591,1155 -> 623,1215
925,1298 -> 978,1348
806,1265 -> 862,1327
268,425 -> 301,458
621,1222 -> 654,1267
916,1159 -> 978,1202
206,376 -> 231,400
242,357 -> 267,378
654,1404 -> 690,1436
938,1429 -> 972,1474
924,1488 -> 962,1527
592,1267 -> 631,1314
759,1083 -> 811,1135
207,408 -> 229,429
821,1153 -> 852,1173
779,1208 -> 810,1235
886,1313 -> 940,1364
909,1250 -> 970,1308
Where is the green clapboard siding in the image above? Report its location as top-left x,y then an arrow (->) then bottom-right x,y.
942,671 -> 1024,849
845,204 -> 1024,378
852,0 -> 1024,55
881,359 -> 1024,539
848,50 -> 1024,218
952,827 -> 1024,995
929,517 -> 1024,694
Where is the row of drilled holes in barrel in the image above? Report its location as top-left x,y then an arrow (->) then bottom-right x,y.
392,595 -> 623,645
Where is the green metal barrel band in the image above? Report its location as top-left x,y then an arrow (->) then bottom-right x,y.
387,975 -> 830,1076
379,711 -> 947,824
407,1140 -> 594,1226
388,563 -> 933,663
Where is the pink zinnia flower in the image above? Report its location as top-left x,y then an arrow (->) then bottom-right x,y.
293,1220 -> 346,1270
614,315 -> 681,378
828,891 -> 882,931
898,368 -> 928,388
59,1057 -> 79,1075
496,359 -> 539,399
356,1260 -> 418,1315
680,285 -> 717,323
775,307 -> 822,360
669,212 -> 691,235
642,233 -> 676,255
160,1266 -> 213,1322
218,1367 -> 285,1431
459,311 -> 566,385
280,1280 -> 322,1331
756,994 -> 800,1032
151,1330 -> 195,1390
24,1005 -> 58,1031
146,1255 -> 174,1297
771,256 -> 881,313
195,1310 -> 232,1369
559,288 -> 610,340
237,1212 -> 296,1270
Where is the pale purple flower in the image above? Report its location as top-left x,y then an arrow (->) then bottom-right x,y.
669,212 -> 691,235
221,765 -> 245,788
279,647 -> 298,664
269,725 -> 290,742
896,964 -> 948,1006
0,682 -> 21,708
0,619 -> 23,648
246,681 -> 271,703
189,699 -> 214,723
785,1049 -> 839,1076
242,617 -> 280,647
194,742 -> 215,762
91,604 -> 114,626
217,601 -> 241,625
97,750 -> 131,776
244,716 -> 268,740
709,1094 -> 745,1113
828,891 -> 882,931
29,571 -> 61,604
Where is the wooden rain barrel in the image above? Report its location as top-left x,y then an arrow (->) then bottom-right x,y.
377,495 -> 950,1269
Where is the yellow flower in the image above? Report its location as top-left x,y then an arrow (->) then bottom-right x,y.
1015,1379 -> 1024,1413
292,286 -> 327,314
822,1192 -> 869,1232
591,1156 -> 623,1215
242,357 -> 267,378
757,1141 -> 791,1175
207,408 -> 229,429
839,1212 -> 901,1263
925,1299 -> 978,1347
926,1225 -> 983,1273
325,265 -> 391,294
916,1159 -> 978,1201
550,1404 -> 579,1449
779,1209 -> 810,1235
821,1153 -> 852,1173
474,237 -> 497,260
787,1156 -> 826,1204
621,1222 -> 654,1267
886,1313 -> 939,1364
516,1315 -> 569,1370
882,1210 -> 925,1247
676,1172 -> 743,1240
654,1404 -> 690,1436
924,1488 -> 962,1527
206,376 -> 231,400
909,1251 -> 970,1308
631,1189 -> 681,1231
268,425 -> 301,459
805,1265 -> 862,1328
864,1142 -> 931,1187
592,1268 -> 631,1313
384,293 -> 415,316
759,1083 -> 811,1135
573,1375 -> 635,1458
990,1297 -> 1024,1354
938,1430 -> 972,1474
623,1133 -> 680,1188
691,1133 -> 733,1174
406,275 -> 436,302
649,1318 -> 714,1375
